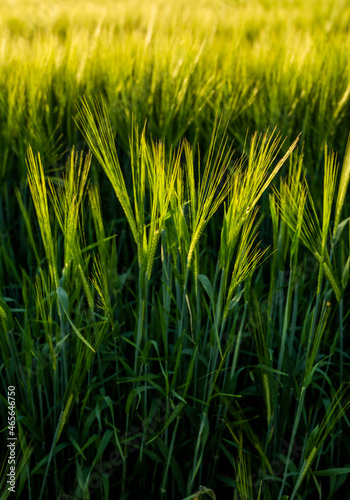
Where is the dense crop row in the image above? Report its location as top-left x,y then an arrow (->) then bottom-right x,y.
1,1 -> 350,499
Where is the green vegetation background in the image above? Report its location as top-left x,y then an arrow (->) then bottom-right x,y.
1,0 -> 350,499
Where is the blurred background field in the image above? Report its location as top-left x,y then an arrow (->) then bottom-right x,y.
1,0 -> 350,179
1,1 -> 350,499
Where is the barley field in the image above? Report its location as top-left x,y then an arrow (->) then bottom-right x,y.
1,1 -> 350,499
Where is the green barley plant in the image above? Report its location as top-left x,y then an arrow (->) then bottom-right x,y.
1,1 -> 350,499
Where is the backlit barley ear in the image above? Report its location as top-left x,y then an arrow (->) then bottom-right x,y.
274,149 -> 342,302
334,134 -> 350,231
26,146 -> 59,288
